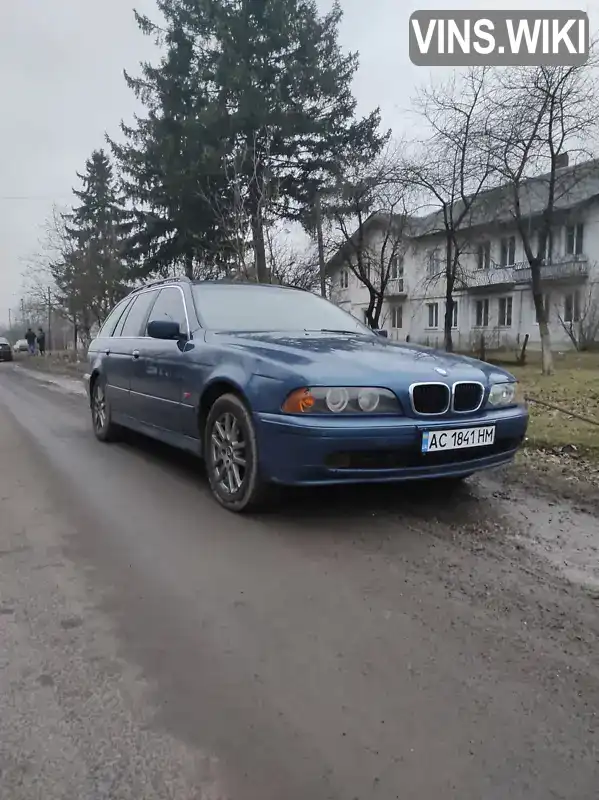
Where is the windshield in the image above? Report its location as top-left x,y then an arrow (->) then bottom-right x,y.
192,284 -> 374,334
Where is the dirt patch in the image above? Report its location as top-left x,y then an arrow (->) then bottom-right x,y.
501,448 -> 599,515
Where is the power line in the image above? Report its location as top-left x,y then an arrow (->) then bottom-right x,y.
0,194 -> 73,201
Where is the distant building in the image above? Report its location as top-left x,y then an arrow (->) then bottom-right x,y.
328,155 -> 599,350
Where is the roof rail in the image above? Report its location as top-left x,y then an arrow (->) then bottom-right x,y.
128,275 -> 192,294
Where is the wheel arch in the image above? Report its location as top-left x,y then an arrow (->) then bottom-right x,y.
198,378 -> 250,437
88,368 -> 102,406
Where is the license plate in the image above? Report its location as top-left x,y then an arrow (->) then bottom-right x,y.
421,426 -> 495,453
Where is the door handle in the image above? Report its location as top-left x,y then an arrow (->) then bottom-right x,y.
132,350 -> 140,359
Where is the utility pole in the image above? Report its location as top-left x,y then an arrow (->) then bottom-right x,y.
20,299 -> 25,328
314,192 -> 327,298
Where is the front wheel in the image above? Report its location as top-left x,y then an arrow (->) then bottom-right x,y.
204,394 -> 271,512
91,378 -> 120,442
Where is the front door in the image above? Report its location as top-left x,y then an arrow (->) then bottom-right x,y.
133,286 -> 194,434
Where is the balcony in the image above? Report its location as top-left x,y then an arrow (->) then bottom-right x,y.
385,278 -> 406,297
513,255 -> 589,283
464,255 -> 589,291
464,265 -> 515,291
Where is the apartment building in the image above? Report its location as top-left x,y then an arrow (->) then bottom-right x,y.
328,157 -> 599,350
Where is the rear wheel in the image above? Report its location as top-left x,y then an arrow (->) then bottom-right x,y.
204,394 -> 271,512
91,378 -> 120,442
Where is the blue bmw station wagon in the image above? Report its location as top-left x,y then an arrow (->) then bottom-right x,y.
85,278 -> 529,512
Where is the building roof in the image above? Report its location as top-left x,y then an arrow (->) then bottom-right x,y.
412,157 -> 599,238
326,157 -> 599,269
326,211 -> 418,273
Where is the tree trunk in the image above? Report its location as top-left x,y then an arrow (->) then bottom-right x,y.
184,254 -> 194,280
443,296 -> 454,352
314,193 -> 327,298
531,263 -> 553,374
251,209 -> 268,283
444,237 -> 454,352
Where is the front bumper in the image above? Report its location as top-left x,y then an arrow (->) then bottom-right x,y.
254,406 -> 529,486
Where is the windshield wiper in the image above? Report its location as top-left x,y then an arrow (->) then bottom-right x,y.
310,328 -> 364,335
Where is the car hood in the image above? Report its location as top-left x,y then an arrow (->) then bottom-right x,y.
207,331 -> 512,384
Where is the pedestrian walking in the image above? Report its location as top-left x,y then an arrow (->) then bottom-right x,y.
37,327 -> 46,356
25,327 -> 36,355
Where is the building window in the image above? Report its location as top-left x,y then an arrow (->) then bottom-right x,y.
498,296 -> 513,327
537,230 -> 553,262
475,298 -> 489,327
477,241 -> 491,270
565,223 -> 584,256
339,269 -> 349,289
389,256 -> 403,280
564,291 -> 581,323
499,236 -> 516,266
445,300 -> 458,328
534,293 -> 551,324
390,305 -> 403,329
427,302 -> 439,329
428,252 -> 441,277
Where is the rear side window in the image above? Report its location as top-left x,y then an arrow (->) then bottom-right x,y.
98,298 -> 132,338
118,291 -> 158,337
146,287 -> 188,334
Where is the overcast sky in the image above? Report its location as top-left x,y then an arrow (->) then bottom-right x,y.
1,0 -> 597,324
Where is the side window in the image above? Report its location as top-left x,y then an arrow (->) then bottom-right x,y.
146,287 -> 188,334
118,291 -> 158,337
98,298 -> 132,338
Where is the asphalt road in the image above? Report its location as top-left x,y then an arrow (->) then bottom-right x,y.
0,365 -> 598,800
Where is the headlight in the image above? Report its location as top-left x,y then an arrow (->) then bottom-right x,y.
486,381 -> 524,408
281,386 -> 401,415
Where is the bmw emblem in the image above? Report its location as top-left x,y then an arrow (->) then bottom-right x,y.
435,367 -> 448,376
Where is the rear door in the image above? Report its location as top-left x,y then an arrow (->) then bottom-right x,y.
109,290 -> 158,419
134,286 -> 194,434
94,296 -> 133,415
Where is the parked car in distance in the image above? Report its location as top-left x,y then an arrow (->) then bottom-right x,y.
0,337 -> 13,362
13,339 -> 28,353
85,278 -> 529,512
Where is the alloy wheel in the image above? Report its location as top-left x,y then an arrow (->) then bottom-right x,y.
93,385 -> 107,432
210,412 -> 247,495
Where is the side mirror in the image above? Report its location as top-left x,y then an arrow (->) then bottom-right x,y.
147,320 -> 182,340
374,329 -> 388,338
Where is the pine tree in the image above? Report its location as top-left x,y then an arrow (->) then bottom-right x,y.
54,149 -> 129,339
110,17 -> 235,280
115,0 -> 387,282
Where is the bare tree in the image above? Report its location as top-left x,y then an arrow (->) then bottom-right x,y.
406,67 -> 495,352
200,129 -> 281,282
327,145 -> 414,329
25,206 -> 98,351
264,226 -> 320,291
488,57 -> 599,374
556,282 -> 599,351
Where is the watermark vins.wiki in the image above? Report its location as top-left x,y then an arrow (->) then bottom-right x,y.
409,10 -> 589,66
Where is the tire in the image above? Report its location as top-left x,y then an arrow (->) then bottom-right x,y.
91,377 -> 120,442
204,393 -> 271,512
